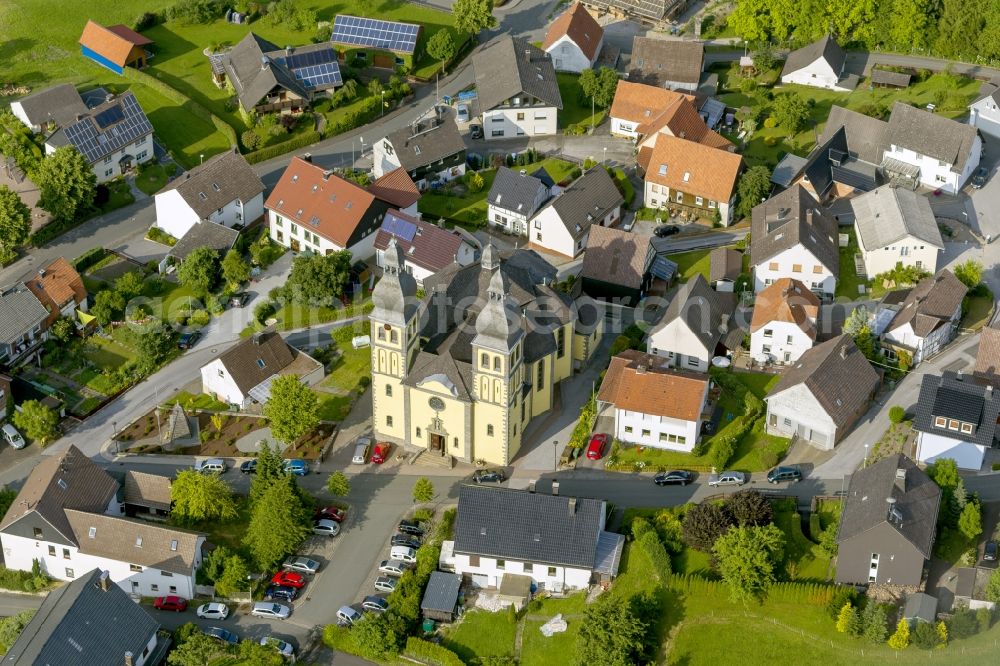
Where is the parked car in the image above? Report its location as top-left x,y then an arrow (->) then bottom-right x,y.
264,585 -> 298,602
390,546 -> 417,563
177,331 -> 201,349
337,605 -> 362,626
653,470 -> 693,486
974,166 -> 989,189
391,534 -> 421,549
260,636 -> 294,658
2,424 -> 26,450
456,104 -> 470,123
378,560 -> 410,577
315,506 -> 347,522
239,459 -> 257,474
229,292 -> 249,308
766,466 -> 802,484
352,436 -> 372,464
708,471 -> 747,487
373,576 -> 397,593
654,224 -> 680,238
282,556 -> 320,574
153,595 -> 187,612
985,540 -> 998,562
251,601 -> 291,619
472,469 -> 505,484
271,571 -> 306,589
196,602 -> 229,620
470,124 -> 483,140
362,595 -> 389,613
586,433 -> 608,461
195,458 -> 227,475
398,520 -> 425,536
204,627 -> 238,645
371,441 -> 391,464
283,459 -> 309,476
313,519 -> 340,537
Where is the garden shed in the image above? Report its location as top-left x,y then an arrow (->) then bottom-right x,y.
421,571 -> 462,622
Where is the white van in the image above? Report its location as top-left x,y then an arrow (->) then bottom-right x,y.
195,458 -> 227,474
352,437 -> 371,464
2,424 -> 26,450
389,546 -> 417,563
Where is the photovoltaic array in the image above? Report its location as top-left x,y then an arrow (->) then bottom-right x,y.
331,15 -> 420,55
275,47 -> 343,89
382,212 -> 418,242
62,93 -> 153,163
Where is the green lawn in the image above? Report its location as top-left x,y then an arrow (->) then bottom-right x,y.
835,227 -> 869,300
315,392 -> 353,421
442,609 -> 518,663
556,73 -> 607,129
98,179 -> 135,213
772,499 -> 833,581
961,294 -> 995,331
134,163 -> 175,196
164,391 -> 230,412
666,249 -> 713,283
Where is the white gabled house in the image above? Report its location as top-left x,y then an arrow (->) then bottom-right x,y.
779,35 -> 849,91
851,184 -> 943,279
912,372 -> 1000,470
486,166 -> 555,236
530,167 -> 623,258
541,2 -> 603,73
878,269 -> 967,365
646,274 -> 739,373
970,83 -> 1000,138
373,209 -> 477,286
749,278 -> 820,365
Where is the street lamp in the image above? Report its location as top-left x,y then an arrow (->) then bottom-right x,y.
864,443 -> 869,467
553,440 -> 559,472
360,136 -> 365,159
112,421 -> 118,455
602,146 -> 607,166
381,90 -> 385,118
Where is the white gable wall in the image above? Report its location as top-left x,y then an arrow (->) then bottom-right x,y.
546,35 -> 600,73
753,245 -> 836,295
10,102 -> 41,133
915,431 -> 986,470
200,357 -> 248,408
483,107 -> 558,139
855,227 -> 940,278
47,133 -> 153,184
765,383 -> 838,450
372,139 -> 403,179
610,117 -> 640,139
647,318 -> 712,373
781,58 -> 843,90
883,134 -> 982,195
750,319 -> 814,364
970,95 -> 1000,138
613,403 -> 703,452
453,553 -> 592,591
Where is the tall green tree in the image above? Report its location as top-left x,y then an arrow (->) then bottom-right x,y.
235,640 -> 285,666
36,146 -> 96,222
114,270 -> 145,301
134,321 -> 176,366
177,247 -> 219,297
734,165 -> 772,221
352,614 -> 401,661
170,470 -> 238,524
935,0 -> 988,58
214,553 -> 250,598
861,601 -> 889,643
953,259 -> 983,288
452,0 -> 497,35
578,68 -> 619,109
712,524 -> 785,602
91,289 -> 126,326
958,500 -> 983,541
412,477 -> 434,503
13,400 -> 58,445
426,29 -> 457,73
250,441 -> 286,504
221,249 -> 250,290
0,185 -> 31,263
283,251 -> 352,305
575,593 -> 648,666
167,630 -> 222,666
771,93 -> 811,132
836,602 -> 861,636
263,375 -> 320,446
327,471 -> 351,497
246,475 -> 311,570
0,609 -> 35,653
726,0 -> 774,43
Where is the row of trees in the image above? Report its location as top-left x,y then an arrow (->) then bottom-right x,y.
168,621 -> 285,666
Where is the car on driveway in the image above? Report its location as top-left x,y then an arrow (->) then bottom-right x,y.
2,424 -> 26,450
362,595 -> 389,613
586,433 -> 608,460
260,636 -> 294,658
315,506 -> 346,522
391,534 -> 420,549
766,466 -> 802,484
708,471 -> 746,487
313,519 -> 340,537
985,540 -> 998,562
239,459 -> 256,474
974,166 -> 989,189
456,104 -> 470,123
204,627 -> 238,645
374,576 -> 397,593
196,602 -> 229,620
398,520 -> 425,536
265,585 -> 298,602
472,469 -> 505,484
271,571 -> 306,588
283,556 -> 320,574
177,331 -> 201,349
229,292 -> 249,308
337,605 -> 362,626
653,470 -> 693,486
153,595 -> 187,612
654,224 -> 680,238
283,459 -> 309,476
252,601 -> 291,619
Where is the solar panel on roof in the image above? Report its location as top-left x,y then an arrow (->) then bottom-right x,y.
383,213 -> 417,242
283,48 -> 337,70
61,93 -> 153,164
331,14 -> 419,54
292,62 -> 343,89
94,105 -> 125,129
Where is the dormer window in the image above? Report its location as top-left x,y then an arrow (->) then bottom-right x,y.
949,419 -> 959,431
198,192 -> 207,200
934,416 -> 946,428
961,423 -> 974,435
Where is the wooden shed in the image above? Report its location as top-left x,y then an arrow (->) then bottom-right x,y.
421,571 -> 462,622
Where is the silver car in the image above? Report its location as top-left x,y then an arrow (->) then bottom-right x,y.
260,636 -> 294,658
456,104 -> 470,123
282,556 -> 320,574
196,602 -> 229,620
374,576 -> 397,593
251,601 -> 291,619
313,519 -> 340,537
708,471 -> 747,487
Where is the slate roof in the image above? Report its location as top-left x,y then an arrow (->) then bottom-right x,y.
79,20 -> 150,67
597,349 -> 709,420
65,510 -> 203,575
912,372 -> 1000,447
871,69 -> 911,87
768,334 -> 880,430
817,106 -> 890,165
0,445 -> 119,543
781,35 -> 846,77
213,330 -> 296,394
886,102 -> 979,174
837,454 -> 941,559
367,168 -> 420,209
25,257 -> 87,315
750,185 -> 839,276
168,220 -> 239,261
47,92 -> 153,164
851,184 -> 943,252
649,274 -> 736,352
473,35 -> 563,112
3,569 -> 160,666
543,2 -> 603,61
709,248 -> 742,283
544,167 -> 624,241
454,485 -> 605,569
421,571 -> 462,614
586,0 -> 677,22
644,135 -> 742,202
12,84 -> 88,130
974,324 -> 1000,381
581,225 -> 651,289
630,37 -> 704,86
156,148 -> 264,219
384,111 -> 465,172
488,166 -> 551,218
222,33 -> 340,110
885,269 -> 967,338
0,283 -> 50,346
374,209 -> 466,273
123,471 -> 172,513
750,278 -> 820,337
903,592 -> 938,623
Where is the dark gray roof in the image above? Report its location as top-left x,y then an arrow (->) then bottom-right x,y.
886,269 -> 967,338
649,274 -> 736,352
750,185 -> 839,276
838,454 -> 941,558
629,37 -> 704,86
781,34 -> 845,77
851,185 -> 943,250
710,248 -> 742,283
488,166 -> 550,218
156,148 -> 264,219
545,167 -> 624,241
886,102 -> 980,174
768,335 -> 879,430
168,220 -> 239,261
214,330 -> 295,394
4,569 -> 160,666
473,35 -> 563,112
0,283 -> 49,345
771,153 -> 808,188
454,485 -> 606,569
801,126 -> 882,196
223,34 -> 340,110
420,571 -> 462,614
385,111 -> 465,172
582,225 -> 652,289
870,69 -> 911,88
903,592 -> 938,623
47,92 -> 153,164
912,372 -> 1000,447
12,84 -> 88,129
594,531 -> 625,575
818,106 -> 889,165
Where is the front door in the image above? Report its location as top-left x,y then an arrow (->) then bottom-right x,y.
430,433 -> 445,451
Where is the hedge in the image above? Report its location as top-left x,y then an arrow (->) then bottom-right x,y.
403,637 -> 464,666
245,130 -> 321,165
72,247 -> 109,272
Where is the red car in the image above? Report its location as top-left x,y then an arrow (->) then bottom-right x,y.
271,570 -> 306,589
586,433 -> 609,461
315,506 -> 346,522
153,596 -> 188,612
371,441 -> 391,464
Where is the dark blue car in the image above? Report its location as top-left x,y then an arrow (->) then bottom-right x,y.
204,627 -> 238,645
265,585 -> 298,602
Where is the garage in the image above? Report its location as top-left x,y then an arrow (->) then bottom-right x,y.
374,53 -> 394,69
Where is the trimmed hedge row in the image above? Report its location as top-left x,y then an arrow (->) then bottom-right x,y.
245,130 -> 321,165
403,637 -> 464,666
72,247 -> 109,272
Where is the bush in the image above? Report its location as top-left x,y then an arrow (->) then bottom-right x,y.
133,11 -> 161,31
710,435 -> 735,470
825,587 -> 857,620
950,606 -> 979,638
913,620 -> 939,649
72,247 -> 109,272
888,405 -> 905,424
241,129 -> 262,151
403,637 -> 464,666
976,606 -> 992,633
246,130 -> 322,164
253,300 -> 276,325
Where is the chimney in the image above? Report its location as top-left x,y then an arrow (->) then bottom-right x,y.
839,345 -> 847,360
252,332 -> 262,345
302,152 -> 312,163
105,93 -> 113,103
679,131 -> 686,139
568,497 -> 577,516
635,364 -> 647,374
957,369 -> 964,381
525,48 -> 532,59
38,269 -> 46,278
322,169 -> 333,181
719,313 -> 730,334
552,480 -> 560,496
98,570 -> 110,592
285,46 -> 293,56
894,468 -> 906,492
125,652 -> 134,666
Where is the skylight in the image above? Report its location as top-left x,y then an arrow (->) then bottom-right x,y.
212,183 -> 221,192
658,164 -> 667,176
682,172 -> 690,182
88,527 -> 96,539
198,192 -> 207,200
257,359 -> 266,369
170,540 -> 178,551
136,536 -> 143,547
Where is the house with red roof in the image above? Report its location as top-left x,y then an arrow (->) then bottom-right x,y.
373,210 -> 477,285
542,3 -> 604,73
79,20 -> 153,74
367,168 -> 421,216
25,258 -> 88,330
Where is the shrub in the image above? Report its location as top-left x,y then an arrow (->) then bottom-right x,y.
253,300 -> 276,325
189,309 -> 211,328
246,131 -> 322,164
241,129 -> 262,150
710,435 -> 735,470
826,587 -> 857,619
976,606 -> 992,633
72,247 -> 109,272
403,637 -> 463,666
133,11 -> 161,31
950,606 -> 979,638
888,406 -> 905,424
913,620 -> 939,649
763,116 -> 777,128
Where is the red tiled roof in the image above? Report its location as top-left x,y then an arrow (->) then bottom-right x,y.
373,209 -> 465,273
79,20 -> 147,66
368,168 -> 420,209
542,3 -> 603,61
598,350 -> 708,421
645,135 -> 742,202
106,24 -> 153,47
750,278 -> 820,337
25,257 -> 87,326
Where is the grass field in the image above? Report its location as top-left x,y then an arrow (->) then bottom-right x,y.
443,609 -> 519,662
667,247 -> 741,283
135,163 -> 174,196
961,293 -> 995,331
772,499 -> 833,581
556,73 -> 607,129
835,227 -> 869,300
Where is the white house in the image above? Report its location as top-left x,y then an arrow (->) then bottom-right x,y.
597,350 -> 709,452
880,269 -> 967,365
0,446 -> 204,598
749,278 -> 820,365
10,83 -> 88,134
473,35 -> 562,139
487,166 -> 554,236
851,185 -> 943,279
882,102 -> 982,195
453,485 -> 623,595
200,330 -> 323,409
372,108 -> 466,189
541,2 -> 603,73
373,209 -> 477,285
530,167 -> 623,258
764,335 -> 879,450
154,148 -> 265,240
45,92 -> 153,184
750,185 -> 839,296
779,35 -> 850,91
646,274 -> 738,373
912,372 -> 1000,470
969,84 -> 1000,138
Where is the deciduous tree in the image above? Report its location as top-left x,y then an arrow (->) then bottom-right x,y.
412,477 -> 434,503
263,375 -> 320,446
177,247 -> 219,297
352,614 -> 401,660
426,29 -> 456,72
13,400 -> 58,445
734,165 -> 772,220
0,610 -> 35,653
91,288 -> 126,325
575,593 -> 648,666
713,524 -> 785,602
214,553 -> 250,599
49,317 -> 75,344
453,0 -> 497,35
725,489 -> 772,527
958,500 -> 983,541
134,321 -> 176,366
954,259 -> 983,289
327,471 -> 351,497
682,502 -> 733,552
771,93 -> 811,132
170,470 -> 238,524
114,270 -> 145,301
166,630 -> 222,666
36,146 -> 96,222
283,251 -> 352,305
0,185 -> 31,263
221,249 -> 250,289
246,475 -> 311,570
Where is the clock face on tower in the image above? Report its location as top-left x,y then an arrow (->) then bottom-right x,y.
429,397 -> 445,412
384,323 -> 391,331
